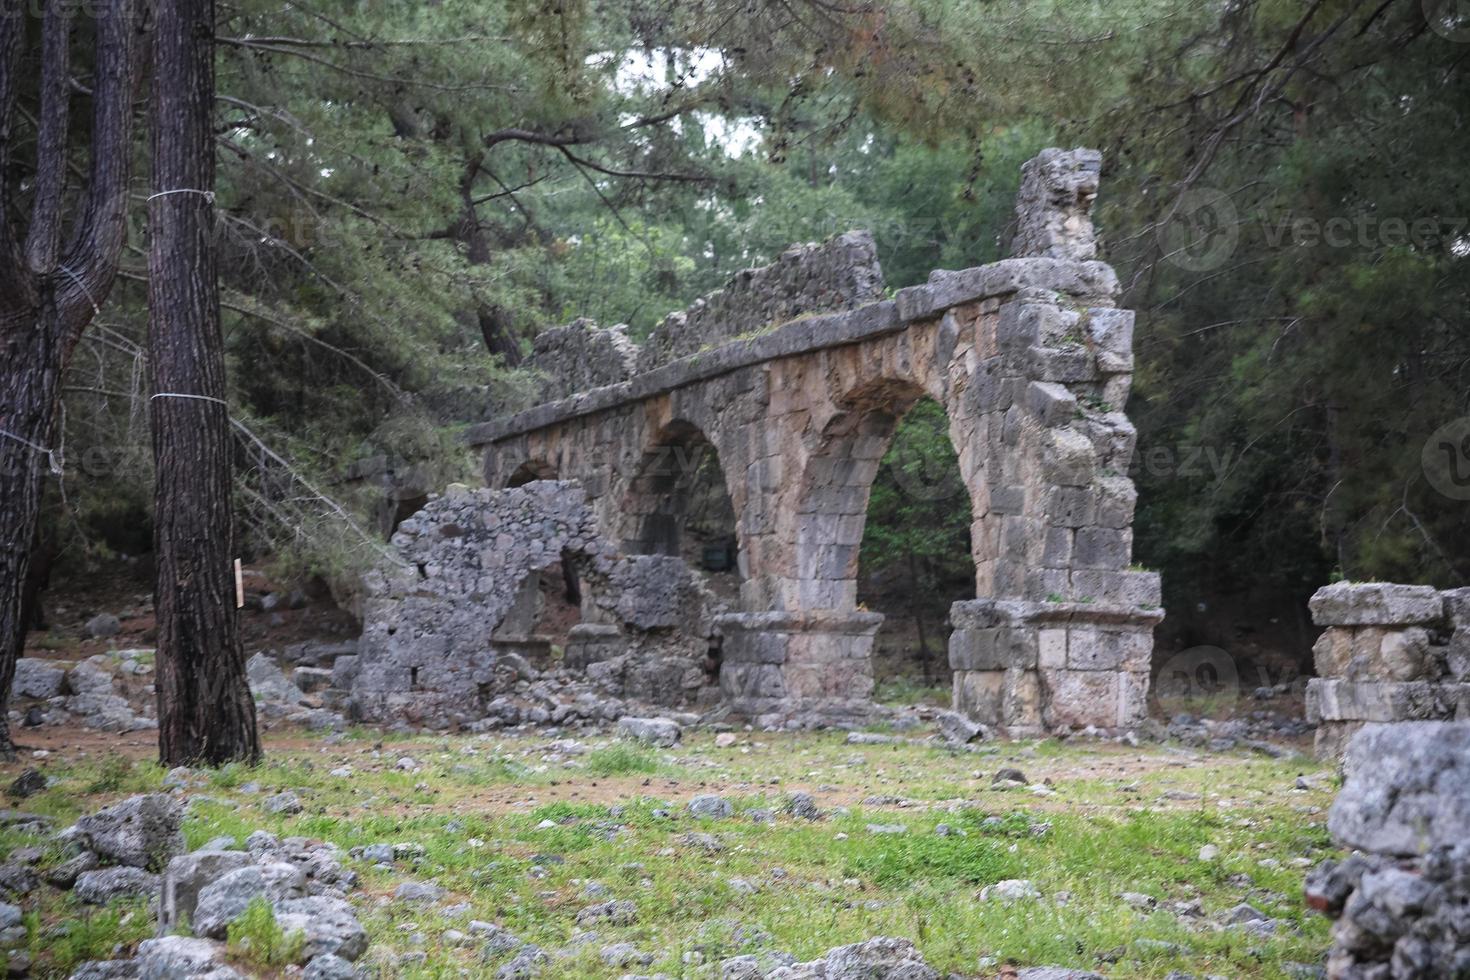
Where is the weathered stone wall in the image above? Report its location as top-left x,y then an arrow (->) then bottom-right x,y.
1305,722 -> 1470,977
474,148 -> 1161,732
349,482 -> 719,728
635,230 -> 886,372
525,317 -> 639,402
1306,582 -> 1470,758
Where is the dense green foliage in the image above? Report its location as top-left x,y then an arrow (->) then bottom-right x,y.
38,0 -> 1470,654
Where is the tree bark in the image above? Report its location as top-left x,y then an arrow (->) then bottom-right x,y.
0,0 -> 144,759
149,0 -> 259,765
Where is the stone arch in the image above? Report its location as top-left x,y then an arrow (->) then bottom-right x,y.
789,378 -> 934,612
505,459 -> 558,487
619,420 -> 741,573
856,396 -> 976,693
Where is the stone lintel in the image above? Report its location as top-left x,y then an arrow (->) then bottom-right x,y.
949,596 -> 1163,631
1308,582 -> 1444,627
714,610 -> 885,637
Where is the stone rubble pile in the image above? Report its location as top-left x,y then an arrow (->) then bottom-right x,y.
1305,721 -> 1470,978
51,795 -> 370,979
9,652 -> 157,733
1306,582 -> 1470,758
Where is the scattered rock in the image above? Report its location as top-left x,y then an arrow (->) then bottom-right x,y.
617,716 -> 681,748
73,793 -> 185,871
12,659 -> 66,699
936,710 -> 989,746
394,880 -> 447,903
5,769 -> 45,800
688,795 -> 733,819
979,879 -> 1039,902
84,613 -> 122,639
263,791 -> 304,815
766,936 -> 938,979
576,900 -> 638,926
160,850 -> 256,932
75,867 -> 159,904
785,793 -> 822,821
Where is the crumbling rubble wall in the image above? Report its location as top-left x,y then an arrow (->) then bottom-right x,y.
635,229 -> 886,372
348,482 -> 721,729
526,318 -> 640,401
1306,582 -> 1470,758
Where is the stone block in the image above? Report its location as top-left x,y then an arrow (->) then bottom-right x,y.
1038,629 -> 1067,669
1041,428 -> 1097,487
1042,486 -> 1097,527
1041,527 -> 1074,568
1072,527 -> 1131,570
1306,678 -> 1467,723
948,627 -> 1039,671
1040,669 -> 1120,730
1095,477 -> 1137,529
1118,670 -> 1150,727
1309,582 -> 1443,627
1028,346 -> 1096,383
952,670 -> 1004,725
1328,721 -> 1470,855
1026,381 -> 1078,426
1068,568 -> 1161,608
1083,307 -> 1134,356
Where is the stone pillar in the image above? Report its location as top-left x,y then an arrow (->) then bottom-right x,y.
950,584 -> 1162,736
1306,582 -> 1470,758
715,610 -> 882,728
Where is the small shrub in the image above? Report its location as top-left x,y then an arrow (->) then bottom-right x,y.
226,897 -> 304,969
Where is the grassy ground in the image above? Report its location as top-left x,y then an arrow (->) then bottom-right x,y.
5,728 -> 1339,978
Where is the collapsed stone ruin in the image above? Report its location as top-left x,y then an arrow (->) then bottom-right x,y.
342,147 -> 1161,732
1307,582 -> 1470,758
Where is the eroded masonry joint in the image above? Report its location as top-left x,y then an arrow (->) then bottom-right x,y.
355,147 -> 1162,732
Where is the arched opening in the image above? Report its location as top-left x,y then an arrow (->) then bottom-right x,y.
621,421 -> 740,581
855,397 -> 974,705
490,548 -> 601,674
506,459 -> 557,488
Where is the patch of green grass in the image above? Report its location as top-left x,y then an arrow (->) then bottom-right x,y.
872,677 -> 949,706
583,744 -> 661,777
227,897 -> 305,969
79,754 -> 159,796
33,899 -> 153,975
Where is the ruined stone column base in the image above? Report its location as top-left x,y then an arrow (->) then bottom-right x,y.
715,610 -> 883,728
1307,583 -> 1470,759
949,596 -> 1162,734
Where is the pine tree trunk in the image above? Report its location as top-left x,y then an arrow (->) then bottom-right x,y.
0,1 -> 144,758
0,301 -> 65,760
149,0 -> 259,766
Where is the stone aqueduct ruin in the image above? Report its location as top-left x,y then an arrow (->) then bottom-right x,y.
351,149 -> 1164,732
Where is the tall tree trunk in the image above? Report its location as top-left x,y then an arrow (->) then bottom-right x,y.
0,0 -> 144,759
149,0 -> 259,765
0,301 -> 65,758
